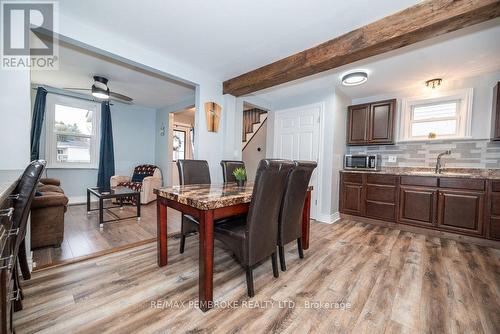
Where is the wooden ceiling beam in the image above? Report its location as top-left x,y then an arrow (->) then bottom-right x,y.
223,0 -> 500,97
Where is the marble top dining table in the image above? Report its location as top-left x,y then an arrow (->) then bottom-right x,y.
154,182 -> 313,312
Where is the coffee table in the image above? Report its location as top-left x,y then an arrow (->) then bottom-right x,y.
87,187 -> 141,228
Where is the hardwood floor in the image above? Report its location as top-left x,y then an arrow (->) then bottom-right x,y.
16,219 -> 500,333
32,201 -> 181,269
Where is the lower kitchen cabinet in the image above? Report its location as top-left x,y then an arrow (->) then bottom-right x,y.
399,186 -> 437,228
339,172 -> 498,241
437,189 -> 484,236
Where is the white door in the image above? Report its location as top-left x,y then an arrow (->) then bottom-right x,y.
273,104 -> 321,219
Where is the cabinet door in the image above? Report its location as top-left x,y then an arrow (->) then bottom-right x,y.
437,190 -> 484,236
368,99 -> 395,144
490,193 -> 500,240
347,104 -> 369,145
492,82 -> 500,140
341,183 -> 363,215
399,186 -> 437,227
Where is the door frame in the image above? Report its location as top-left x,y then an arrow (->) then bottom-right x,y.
272,102 -> 325,220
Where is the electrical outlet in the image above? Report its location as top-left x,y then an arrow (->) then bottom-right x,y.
388,155 -> 397,163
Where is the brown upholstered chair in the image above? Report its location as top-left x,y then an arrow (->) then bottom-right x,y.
220,160 -> 245,183
277,161 -> 317,271
214,159 -> 293,297
177,159 -> 211,253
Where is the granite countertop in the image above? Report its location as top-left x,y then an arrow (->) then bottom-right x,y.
340,167 -> 500,179
0,180 -> 18,204
155,183 -> 314,210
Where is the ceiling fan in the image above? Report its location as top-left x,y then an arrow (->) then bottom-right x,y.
64,76 -> 133,103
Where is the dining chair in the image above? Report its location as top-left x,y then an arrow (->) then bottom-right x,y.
214,159 -> 293,297
176,159 -> 211,253
220,160 -> 245,183
10,160 -> 46,310
277,160 -> 317,271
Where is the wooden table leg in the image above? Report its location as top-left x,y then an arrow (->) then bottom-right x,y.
301,190 -> 311,250
157,199 -> 168,266
199,209 -> 214,312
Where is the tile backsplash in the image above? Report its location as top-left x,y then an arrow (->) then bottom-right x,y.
347,139 -> 500,169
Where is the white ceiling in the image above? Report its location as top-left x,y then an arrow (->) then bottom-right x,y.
254,20 -> 500,102
31,42 -> 195,109
59,0 -> 420,80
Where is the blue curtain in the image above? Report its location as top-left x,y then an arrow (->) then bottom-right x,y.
30,87 -> 48,161
97,101 -> 115,191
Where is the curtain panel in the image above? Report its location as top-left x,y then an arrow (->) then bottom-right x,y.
97,101 -> 115,191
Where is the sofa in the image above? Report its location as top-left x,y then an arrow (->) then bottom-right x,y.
110,165 -> 162,204
31,178 -> 68,249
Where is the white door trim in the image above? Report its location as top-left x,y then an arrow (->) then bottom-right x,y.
272,102 -> 325,220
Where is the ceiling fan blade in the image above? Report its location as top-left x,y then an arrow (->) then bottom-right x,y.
63,87 -> 91,91
109,91 -> 133,102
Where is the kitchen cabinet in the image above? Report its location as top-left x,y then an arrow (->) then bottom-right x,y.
399,186 -> 437,227
347,99 -> 396,145
339,172 -> 495,241
437,189 -> 484,236
491,82 -> 500,140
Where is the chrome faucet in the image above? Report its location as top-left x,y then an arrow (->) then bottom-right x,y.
435,150 -> 451,174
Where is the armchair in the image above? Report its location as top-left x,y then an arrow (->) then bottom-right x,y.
110,165 -> 162,204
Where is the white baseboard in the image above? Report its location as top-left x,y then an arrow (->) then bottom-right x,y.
314,212 -> 341,224
68,196 -> 98,205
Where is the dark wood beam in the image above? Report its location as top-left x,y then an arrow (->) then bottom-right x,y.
223,0 -> 500,97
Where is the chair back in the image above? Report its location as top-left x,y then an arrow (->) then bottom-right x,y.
245,159 -> 293,266
278,161 -> 317,245
12,160 -> 46,255
177,160 -> 211,185
220,160 -> 245,183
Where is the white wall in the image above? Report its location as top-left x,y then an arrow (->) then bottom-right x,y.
0,70 -> 31,171
242,121 -> 267,181
351,71 -> 500,140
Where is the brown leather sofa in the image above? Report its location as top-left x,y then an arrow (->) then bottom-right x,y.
30,178 -> 68,249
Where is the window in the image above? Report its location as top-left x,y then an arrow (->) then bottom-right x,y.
400,89 -> 472,141
45,94 -> 100,168
172,130 -> 186,161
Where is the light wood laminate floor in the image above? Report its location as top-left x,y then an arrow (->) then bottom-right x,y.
16,219 -> 500,333
32,202 -> 181,269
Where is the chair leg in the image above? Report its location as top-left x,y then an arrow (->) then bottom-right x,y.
179,234 -> 186,254
12,265 -> 23,312
297,238 -> 304,259
246,267 -> 254,297
18,239 -> 31,280
278,245 -> 286,271
271,252 -> 279,278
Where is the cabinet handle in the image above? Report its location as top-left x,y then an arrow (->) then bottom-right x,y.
0,254 -> 13,270
8,194 -> 19,200
0,207 -> 14,221
10,289 -> 20,301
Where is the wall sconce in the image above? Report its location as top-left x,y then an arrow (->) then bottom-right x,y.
425,78 -> 442,89
204,102 -> 221,132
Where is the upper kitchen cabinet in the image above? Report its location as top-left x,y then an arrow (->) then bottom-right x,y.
491,82 -> 500,141
347,99 -> 396,145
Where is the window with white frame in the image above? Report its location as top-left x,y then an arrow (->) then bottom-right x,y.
400,89 -> 473,141
45,94 -> 100,168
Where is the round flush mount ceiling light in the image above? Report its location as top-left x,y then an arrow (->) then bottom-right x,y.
341,71 -> 368,86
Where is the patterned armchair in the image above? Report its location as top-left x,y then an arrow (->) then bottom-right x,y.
110,165 -> 162,204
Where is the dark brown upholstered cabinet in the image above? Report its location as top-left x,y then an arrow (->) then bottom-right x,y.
491,82 -> 500,140
347,99 -> 396,145
340,172 -> 495,241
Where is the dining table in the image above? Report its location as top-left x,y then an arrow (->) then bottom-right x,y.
154,182 -> 312,312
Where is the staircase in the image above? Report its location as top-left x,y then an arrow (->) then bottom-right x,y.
242,108 -> 267,149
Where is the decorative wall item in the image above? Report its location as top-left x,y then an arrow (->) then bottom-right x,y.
159,122 -> 166,136
204,102 -> 221,132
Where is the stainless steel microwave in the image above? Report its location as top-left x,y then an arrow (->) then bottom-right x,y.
344,154 -> 381,171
